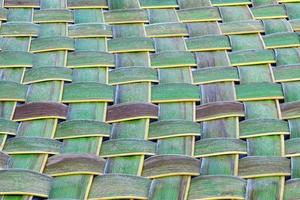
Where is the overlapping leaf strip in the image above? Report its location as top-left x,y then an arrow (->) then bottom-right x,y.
0,0 -> 300,199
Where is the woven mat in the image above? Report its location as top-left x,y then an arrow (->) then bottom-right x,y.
0,0 -> 300,199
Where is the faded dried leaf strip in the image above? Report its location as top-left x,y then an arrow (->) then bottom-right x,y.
142,155 -> 200,178
13,102 -> 68,121
238,156 -> 290,178
196,101 -> 244,121
281,101 -> 300,119
67,0 -> 108,8
44,154 -> 106,176
106,103 -> 158,123
4,0 -> 40,8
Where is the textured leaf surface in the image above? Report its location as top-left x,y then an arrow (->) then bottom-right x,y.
0,1 -> 299,200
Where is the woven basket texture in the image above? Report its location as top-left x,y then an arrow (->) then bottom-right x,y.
0,0 -> 300,200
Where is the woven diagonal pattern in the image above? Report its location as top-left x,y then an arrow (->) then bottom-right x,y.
0,0 -> 300,199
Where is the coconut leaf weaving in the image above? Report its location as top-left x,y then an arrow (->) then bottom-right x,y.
0,0 -> 300,200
